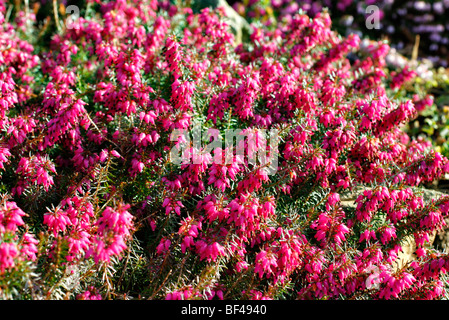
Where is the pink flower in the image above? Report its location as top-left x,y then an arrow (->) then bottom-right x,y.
44,208 -> 71,236
110,150 -> 122,158
326,192 -> 340,210
195,239 -> 226,262
156,237 -> 171,255
165,37 -> 183,76
379,226 -> 397,245
0,146 -> 11,170
20,233 -> 39,261
77,286 -> 102,300
359,229 -> 377,243
334,224 -> 349,245
162,194 -> 184,216
255,249 -> 278,278
86,204 -> 134,263
0,201 -> 25,233
0,242 -> 18,273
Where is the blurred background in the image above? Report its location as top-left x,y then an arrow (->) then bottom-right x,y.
229,0 -> 449,67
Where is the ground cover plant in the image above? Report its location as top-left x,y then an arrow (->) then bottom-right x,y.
2,0 -> 449,300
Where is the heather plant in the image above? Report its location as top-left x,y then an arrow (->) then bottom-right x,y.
2,0 -> 449,300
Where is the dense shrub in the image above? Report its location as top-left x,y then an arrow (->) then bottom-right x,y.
2,0 -> 449,300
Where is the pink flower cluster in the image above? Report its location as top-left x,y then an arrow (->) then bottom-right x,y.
1,0 -> 448,300
0,197 -> 38,274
